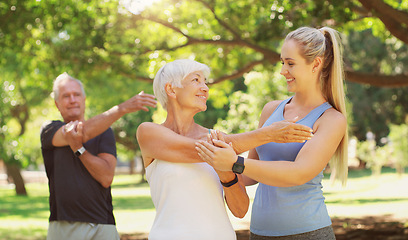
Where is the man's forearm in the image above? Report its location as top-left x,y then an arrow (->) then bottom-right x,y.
79,151 -> 116,188
82,105 -> 125,142
52,105 -> 125,147
83,92 -> 157,142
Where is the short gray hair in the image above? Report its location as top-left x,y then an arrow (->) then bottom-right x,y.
52,72 -> 85,101
153,59 -> 210,110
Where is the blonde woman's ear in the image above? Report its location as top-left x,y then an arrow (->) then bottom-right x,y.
312,56 -> 323,72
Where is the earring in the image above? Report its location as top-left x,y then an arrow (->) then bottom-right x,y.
312,69 -> 315,73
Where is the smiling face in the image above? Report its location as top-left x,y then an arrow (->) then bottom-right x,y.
280,39 -> 316,93
174,70 -> 209,112
55,79 -> 86,122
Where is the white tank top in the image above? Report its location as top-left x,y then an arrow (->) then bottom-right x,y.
146,159 -> 236,240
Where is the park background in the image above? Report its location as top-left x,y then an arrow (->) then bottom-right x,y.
1,0 -> 408,239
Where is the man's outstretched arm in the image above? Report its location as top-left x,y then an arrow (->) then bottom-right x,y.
52,91 -> 156,147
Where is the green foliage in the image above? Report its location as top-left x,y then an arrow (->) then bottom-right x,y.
347,82 -> 408,141
356,123 -> 408,176
357,139 -> 376,165
344,29 -> 408,141
215,66 -> 290,133
1,0 -> 408,179
389,124 -> 408,170
356,139 -> 390,176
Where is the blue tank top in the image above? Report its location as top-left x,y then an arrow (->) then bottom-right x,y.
250,97 -> 332,236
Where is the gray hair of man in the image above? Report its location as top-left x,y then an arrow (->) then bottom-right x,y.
153,59 -> 210,110
52,72 -> 86,101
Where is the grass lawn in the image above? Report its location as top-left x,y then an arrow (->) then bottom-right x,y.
0,168 -> 407,240
324,168 -> 408,221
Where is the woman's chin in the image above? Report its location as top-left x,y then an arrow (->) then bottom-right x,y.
199,105 -> 207,112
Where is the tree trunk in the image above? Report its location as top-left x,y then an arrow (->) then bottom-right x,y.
129,159 -> 135,175
139,165 -> 146,183
396,164 -> 405,177
356,157 -> 367,169
372,164 -> 382,177
5,163 -> 27,196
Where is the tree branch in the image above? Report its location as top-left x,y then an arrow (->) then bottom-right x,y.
118,72 -> 153,83
139,15 -> 189,38
115,59 -> 266,85
194,0 -> 242,39
209,59 -> 265,85
345,71 -> 408,87
138,13 -> 280,61
358,0 -> 408,44
351,4 -> 372,17
358,0 -> 408,24
113,130 -> 139,151
140,42 -> 190,54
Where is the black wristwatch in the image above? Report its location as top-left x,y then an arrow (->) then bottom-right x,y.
232,156 -> 245,174
75,146 -> 86,157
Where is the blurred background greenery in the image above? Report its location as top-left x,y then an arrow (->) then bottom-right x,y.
0,0 -> 407,200
1,0 -> 408,239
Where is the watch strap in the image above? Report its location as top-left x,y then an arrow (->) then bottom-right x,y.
220,173 -> 238,187
236,155 -> 244,165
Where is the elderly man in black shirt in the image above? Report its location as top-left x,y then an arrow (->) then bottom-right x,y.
41,73 -> 156,240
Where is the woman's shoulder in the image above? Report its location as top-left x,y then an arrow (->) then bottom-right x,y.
138,121 -> 160,131
322,108 -> 346,122
259,100 -> 284,125
136,122 -> 167,141
262,100 -> 284,112
317,108 -> 347,131
138,122 -> 174,133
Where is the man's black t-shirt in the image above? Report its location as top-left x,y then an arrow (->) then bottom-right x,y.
41,120 -> 116,225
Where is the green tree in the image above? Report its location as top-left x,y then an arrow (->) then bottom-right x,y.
388,124 -> 408,175
344,29 -> 408,142
1,0 -> 408,194
214,66 -> 290,133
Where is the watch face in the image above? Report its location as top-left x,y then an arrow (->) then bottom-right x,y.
232,163 -> 245,174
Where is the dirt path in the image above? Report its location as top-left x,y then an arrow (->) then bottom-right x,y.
120,216 -> 408,240
332,216 -> 408,240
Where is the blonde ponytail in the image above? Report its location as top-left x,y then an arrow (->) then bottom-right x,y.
320,27 -> 348,185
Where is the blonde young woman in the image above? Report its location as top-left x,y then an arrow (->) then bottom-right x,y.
196,26 -> 348,239
136,59 -> 314,240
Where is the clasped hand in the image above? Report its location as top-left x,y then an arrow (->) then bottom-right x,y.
195,130 -> 237,172
62,120 -> 84,152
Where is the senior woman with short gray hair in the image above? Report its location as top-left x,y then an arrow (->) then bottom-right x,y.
137,59 -> 313,240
